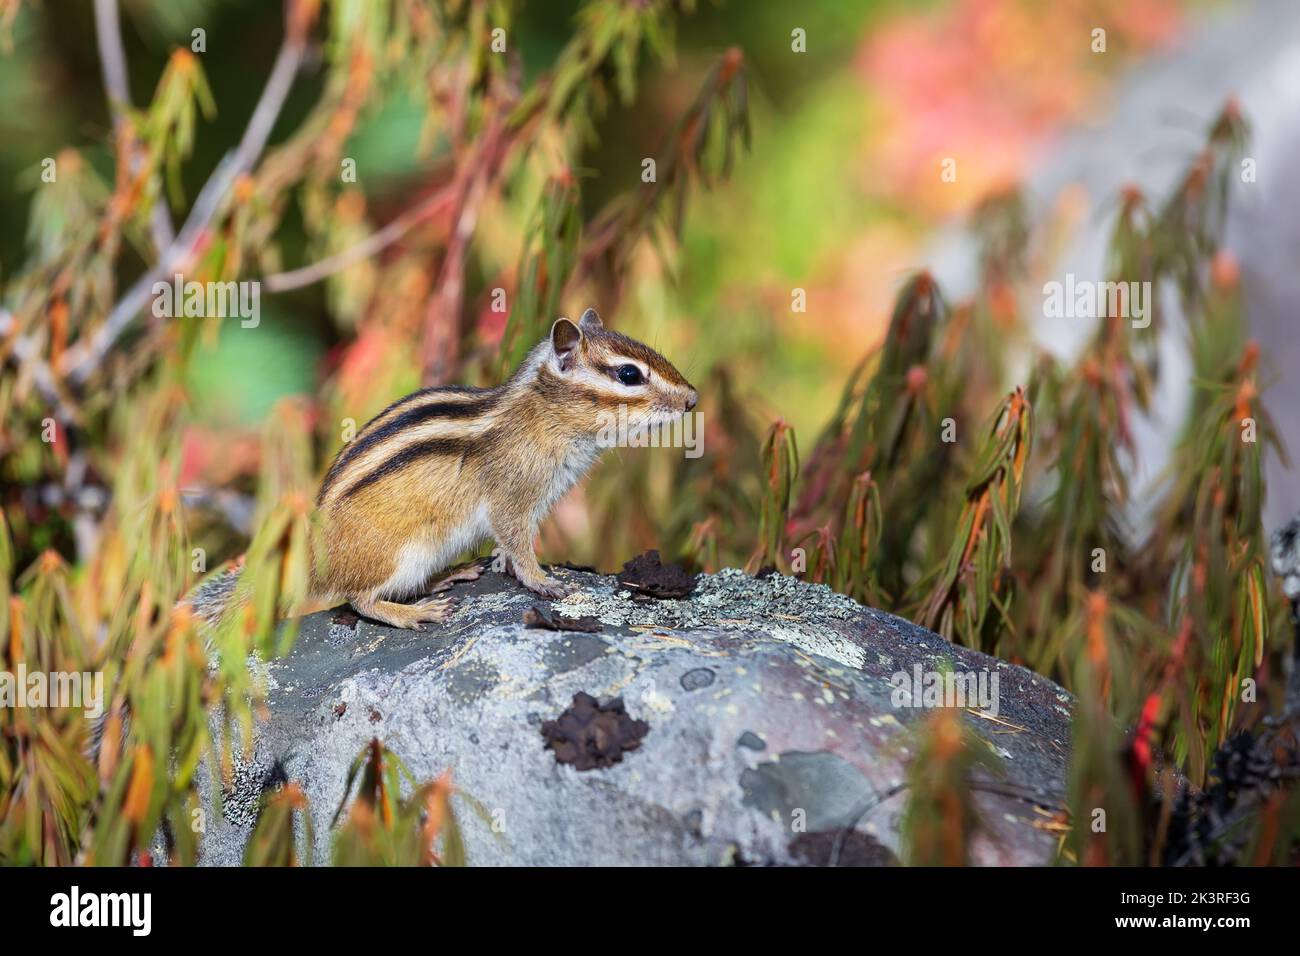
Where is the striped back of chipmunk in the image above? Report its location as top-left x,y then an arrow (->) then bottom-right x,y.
316,384 -> 510,506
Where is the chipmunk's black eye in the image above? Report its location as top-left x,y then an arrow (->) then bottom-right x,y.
616,364 -> 644,386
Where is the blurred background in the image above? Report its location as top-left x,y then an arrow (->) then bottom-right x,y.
11,0 -> 1293,569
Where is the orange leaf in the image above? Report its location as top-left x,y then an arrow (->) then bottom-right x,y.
123,746 -> 155,823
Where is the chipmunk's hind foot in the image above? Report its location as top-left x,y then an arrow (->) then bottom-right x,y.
351,594 -> 455,631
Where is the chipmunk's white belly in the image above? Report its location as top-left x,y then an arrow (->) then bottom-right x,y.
376,503 -> 491,599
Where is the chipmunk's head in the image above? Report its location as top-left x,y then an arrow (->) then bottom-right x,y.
542,308 -> 697,434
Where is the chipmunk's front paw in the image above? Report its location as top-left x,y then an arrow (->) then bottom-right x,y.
524,576 -> 572,600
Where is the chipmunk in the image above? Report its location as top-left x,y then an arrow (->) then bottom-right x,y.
188,308 -> 697,631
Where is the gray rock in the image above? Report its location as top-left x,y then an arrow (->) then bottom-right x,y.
1271,515 -> 1300,705
198,565 -> 1073,866
1272,516 -> 1300,604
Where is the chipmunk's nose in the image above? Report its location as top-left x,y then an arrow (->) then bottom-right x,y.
683,388 -> 698,412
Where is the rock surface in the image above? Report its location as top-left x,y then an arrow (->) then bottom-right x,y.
199,564 -> 1074,866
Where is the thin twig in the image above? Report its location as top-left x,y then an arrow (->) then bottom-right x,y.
92,0 -> 131,125
63,14 -> 309,386
92,0 -> 174,251
420,115 -> 509,385
262,184 -> 455,294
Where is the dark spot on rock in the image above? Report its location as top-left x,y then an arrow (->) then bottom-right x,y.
542,634 -> 609,675
737,731 -> 766,751
368,708 -> 382,723
740,751 -> 873,832
728,845 -> 763,867
332,702 -> 347,719
524,605 -> 603,632
261,760 -> 290,794
684,809 -> 703,838
788,830 -> 899,867
332,608 -> 360,629
680,667 -> 715,691
617,550 -> 697,600
541,692 -> 649,771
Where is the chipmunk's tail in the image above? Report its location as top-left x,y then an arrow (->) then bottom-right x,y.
180,557 -> 246,627
86,559 -> 247,766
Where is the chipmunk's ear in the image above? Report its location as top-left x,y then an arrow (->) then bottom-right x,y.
550,317 -> 583,371
578,307 -> 603,331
